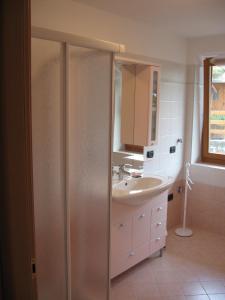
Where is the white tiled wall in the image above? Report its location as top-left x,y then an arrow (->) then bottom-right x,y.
143,60 -> 187,181
188,164 -> 225,236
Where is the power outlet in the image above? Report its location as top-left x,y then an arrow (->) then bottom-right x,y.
170,146 -> 176,153
168,193 -> 174,201
146,150 -> 154,158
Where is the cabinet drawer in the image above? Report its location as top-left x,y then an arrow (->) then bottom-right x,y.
133,207 -> 150,248
111,243 -> 149,278
150,235 -> 166,255
151,201 -> 167,224
111,218 -> 132,257
150,220 -> 166,240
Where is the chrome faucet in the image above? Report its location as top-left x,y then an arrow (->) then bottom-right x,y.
118,164 -> 133,180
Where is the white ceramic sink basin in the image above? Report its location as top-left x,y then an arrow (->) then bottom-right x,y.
112,175 -> 173,206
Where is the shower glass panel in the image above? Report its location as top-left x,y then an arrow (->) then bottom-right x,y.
32,38 -> 67,300
68,46 -> 112,300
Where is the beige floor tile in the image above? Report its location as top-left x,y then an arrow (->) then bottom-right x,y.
182,282 -> 206,296
157,282 -> 184,297
201,281 -> 225,294
179,269 -> 200,282
136,297 -> 161,300
161,296 -> 186,300
135,295 -> 186,300
185,296 -> 209,300
208,295 -> 225,300
136,282 -> 160,298
111,281 -> 138,300
154,269 -> 183,283
198,269 -> 225,282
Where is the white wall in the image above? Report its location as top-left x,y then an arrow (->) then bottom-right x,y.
143,59 -> 186,180
31,0 -> 187,64
187,34 -> 225,64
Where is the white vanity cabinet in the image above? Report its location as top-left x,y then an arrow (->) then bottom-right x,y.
111,191 -> 168,278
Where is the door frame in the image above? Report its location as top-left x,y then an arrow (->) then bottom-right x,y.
0,0 -> 37,298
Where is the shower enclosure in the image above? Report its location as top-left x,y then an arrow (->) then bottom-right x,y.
31,27 -> 124,300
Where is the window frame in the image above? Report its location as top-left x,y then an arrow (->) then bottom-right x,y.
202,57 -> 225,165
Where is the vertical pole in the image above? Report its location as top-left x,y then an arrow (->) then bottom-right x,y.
182,171 -> 188,230
64,43 -> 71,300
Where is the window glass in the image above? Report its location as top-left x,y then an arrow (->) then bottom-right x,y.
209,65 -> 225,154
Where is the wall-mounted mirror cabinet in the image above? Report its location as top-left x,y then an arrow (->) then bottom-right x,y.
113,57 -> 160,154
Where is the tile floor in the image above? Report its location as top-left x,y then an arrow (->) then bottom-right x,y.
111,228 -> 225,300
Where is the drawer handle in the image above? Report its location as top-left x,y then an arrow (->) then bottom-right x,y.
139,214 -> 145,219
119,223 -> 125,228
156,222 -> 162,226
157,207 -> 163,211
129,251 -> 135,257
156,237 -> 161,241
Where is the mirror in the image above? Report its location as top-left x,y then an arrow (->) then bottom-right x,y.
112,62 -> 143,169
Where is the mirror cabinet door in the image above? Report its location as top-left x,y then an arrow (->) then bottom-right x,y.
149,66 -> 160,145
118,63 -> 160,149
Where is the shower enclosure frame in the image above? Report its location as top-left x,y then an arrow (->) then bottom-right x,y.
31,26 -> 125,300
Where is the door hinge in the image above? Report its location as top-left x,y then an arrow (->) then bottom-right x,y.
31,258 -> 36,278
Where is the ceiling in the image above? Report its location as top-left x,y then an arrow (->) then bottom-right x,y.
73,0 -> 225,38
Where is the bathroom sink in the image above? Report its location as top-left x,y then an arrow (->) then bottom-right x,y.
112,175 -> 173,206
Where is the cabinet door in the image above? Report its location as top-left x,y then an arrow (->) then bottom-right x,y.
111,243 -> 149,279
133,206 -> 150,248
119,63 -> 160,147
134,65 -> 160,146
134,65 -> 151,146
150,220 -> 167,240
111,217 -> 132,257
151,198 -> 167,224
148,66 -> 160,145
121,65 -> 136,145
125,243 -> 149,273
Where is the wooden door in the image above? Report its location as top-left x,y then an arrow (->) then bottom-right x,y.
0,0 -> 37,299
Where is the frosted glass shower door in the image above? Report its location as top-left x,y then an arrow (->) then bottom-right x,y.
68,46 -> 112,300
32,38 -> 67,300
32,37 -> 112,300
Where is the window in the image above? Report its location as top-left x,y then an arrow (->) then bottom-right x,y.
202,58 -> 225,164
